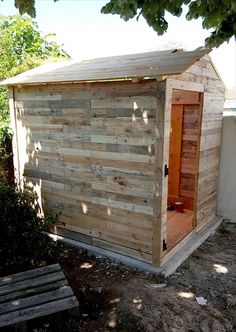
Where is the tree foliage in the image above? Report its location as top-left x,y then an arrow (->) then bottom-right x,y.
0,16 -> 67,274
1,0 -> 235,48
101,0 -> 236,48
0,15 -> 69,80
0,15 -> 69,151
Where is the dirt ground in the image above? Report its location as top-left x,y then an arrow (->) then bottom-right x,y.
8,222 -> 236,332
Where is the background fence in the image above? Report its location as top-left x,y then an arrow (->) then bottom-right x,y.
217,114 -> 236,223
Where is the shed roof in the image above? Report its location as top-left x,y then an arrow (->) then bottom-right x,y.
0,48 -> 210,86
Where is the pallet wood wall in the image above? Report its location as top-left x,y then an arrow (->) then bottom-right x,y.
166,55 -> 224,232
10,54 -> 224,267
180,104 -> 200,203
13,80 -> 159,263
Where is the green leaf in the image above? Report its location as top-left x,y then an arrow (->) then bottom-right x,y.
102,0 -> 236,48
0,15 -> 70,149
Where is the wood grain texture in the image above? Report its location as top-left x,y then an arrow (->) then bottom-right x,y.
0,264 -> 78,328
10,54 -> 223,267
168,105 -> 183,197
179,104 -> 201,201
167,54 -> 224,230
0,264 -> 61,285
1,49 -> 209,86
14,81 -> 157,262
9,87 -> 21,186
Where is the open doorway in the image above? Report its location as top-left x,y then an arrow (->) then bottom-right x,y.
167,89 -> 202,250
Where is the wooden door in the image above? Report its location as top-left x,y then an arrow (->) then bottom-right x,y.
168,105 -> 183,197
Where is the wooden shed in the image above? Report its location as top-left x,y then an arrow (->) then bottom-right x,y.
1,48 -> 225,273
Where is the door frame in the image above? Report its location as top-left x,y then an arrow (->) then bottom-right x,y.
160,78 -> 204,264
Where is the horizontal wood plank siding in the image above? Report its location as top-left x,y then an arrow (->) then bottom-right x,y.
170,55 -> 224,228
11,54 -> 224,267
14,80 -> 157,262
179,104 -> 200,201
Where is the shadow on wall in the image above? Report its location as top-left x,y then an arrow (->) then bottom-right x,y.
14,89 -> 157,251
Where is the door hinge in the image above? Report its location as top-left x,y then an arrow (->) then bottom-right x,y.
164,164 -> 169,177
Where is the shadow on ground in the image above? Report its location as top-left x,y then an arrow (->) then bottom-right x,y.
4,222 -> 236,332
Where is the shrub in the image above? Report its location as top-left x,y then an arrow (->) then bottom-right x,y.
0,178 -> 62,276
0,125 -> 13,182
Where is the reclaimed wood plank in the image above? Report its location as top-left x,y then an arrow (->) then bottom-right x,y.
0,264 -> 60,286
91,96 -> 157,109
0,297 -> 78,327
0,272 -> 65,296
0,286 -> 73,315
168,105 -> 183,197
93,238 -> 152,263
0,280 -> 67,305
58,220 -> 152,253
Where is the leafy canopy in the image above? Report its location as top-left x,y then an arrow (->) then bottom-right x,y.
4,0 -> 235,48
0,15 -> 69,146
101,0 -> 236,48
0,17 -> 66,272
0,14 -> 69,80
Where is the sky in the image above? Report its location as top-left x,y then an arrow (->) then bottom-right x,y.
0,0 -> 235,91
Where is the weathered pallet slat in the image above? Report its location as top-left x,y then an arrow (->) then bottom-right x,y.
0,286 -> 73,315
0,297 -> 78,327
0,271 -> 65,296
0,264 -> 60,286
168,54 -> 224,235
0,280 -> 67,305
0,265 -> 78,328
14,80 -> 156,256
5,51 -> 223,269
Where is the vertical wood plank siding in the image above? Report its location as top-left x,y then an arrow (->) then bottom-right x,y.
14,80 -> 158,262
152,81 -> 166,265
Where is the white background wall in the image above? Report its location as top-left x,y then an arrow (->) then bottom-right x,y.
217,114 -> 236,223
